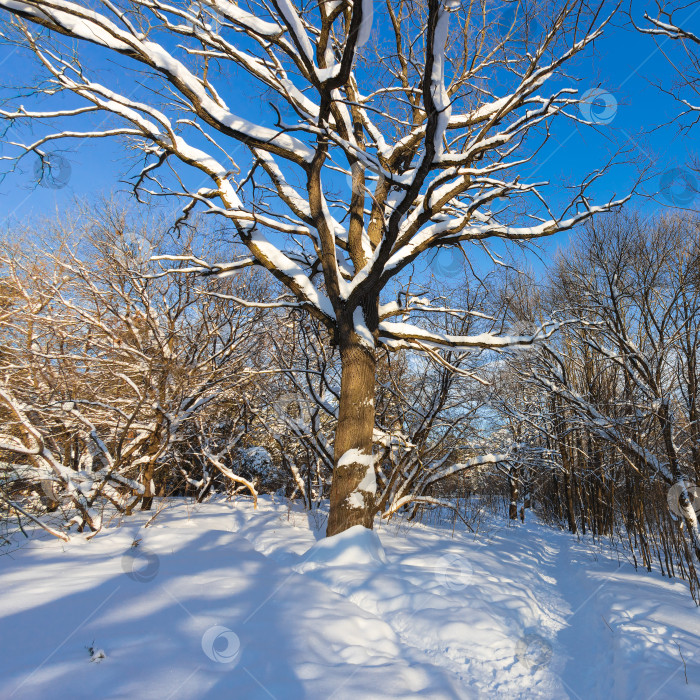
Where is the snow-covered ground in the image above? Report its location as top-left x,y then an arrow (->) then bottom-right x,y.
1,497 -> 698,699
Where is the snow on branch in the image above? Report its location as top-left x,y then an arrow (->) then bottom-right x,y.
378,319 -> 566,352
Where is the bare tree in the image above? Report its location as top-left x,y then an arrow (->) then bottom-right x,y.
0,205 -> 267,530
0,0 -> 628,534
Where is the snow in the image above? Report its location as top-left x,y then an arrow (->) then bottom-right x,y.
337,449 -> 377,507
357,0 -> 373,48
345,491 -> 365,509
295,524 -> 387,571
337,448 -> 375,470
274,0 -> 315,64
207,1 -> 282,37
378,319 -> 561,351
315,64 -> 341,82
1,497 -> 699,699
356,463 -> 377,494
430,3 -> 452,156
247,228 -> 336,320
353,306 -> 375,349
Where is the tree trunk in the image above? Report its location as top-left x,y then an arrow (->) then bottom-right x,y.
659,400 -> 700,562
327,336 -> 377,536
141,460 -> 155,511
508,465 -> 519,520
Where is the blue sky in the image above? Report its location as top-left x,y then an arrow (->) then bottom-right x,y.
0,1 -> 697,277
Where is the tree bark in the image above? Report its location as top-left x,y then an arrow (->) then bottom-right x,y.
508,465 -> 519,520
326,335 -> 377,536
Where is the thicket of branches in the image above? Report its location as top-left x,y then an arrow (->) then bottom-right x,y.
1,0 -> 700,602
0,0 -> 630,536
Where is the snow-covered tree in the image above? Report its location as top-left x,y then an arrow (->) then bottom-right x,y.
0,0 -> 627,535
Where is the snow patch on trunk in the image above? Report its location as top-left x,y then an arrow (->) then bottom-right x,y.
353,306 -> 375,349
337,448 -> 375,469
430,4 -> 453,156
337,451 -> 377,506
356,462 -> 377,495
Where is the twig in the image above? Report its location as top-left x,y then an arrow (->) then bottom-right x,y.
143,498 -> 169,529
675,641 -> 688,684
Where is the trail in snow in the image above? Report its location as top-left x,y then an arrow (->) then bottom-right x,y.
0,497 -> 698,699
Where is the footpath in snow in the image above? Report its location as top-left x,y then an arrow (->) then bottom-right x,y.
1,496 -> 698,699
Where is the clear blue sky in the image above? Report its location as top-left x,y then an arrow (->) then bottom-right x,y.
0,1 -> 697,274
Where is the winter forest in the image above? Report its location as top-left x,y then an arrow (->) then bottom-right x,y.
1,0 -> 700,697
